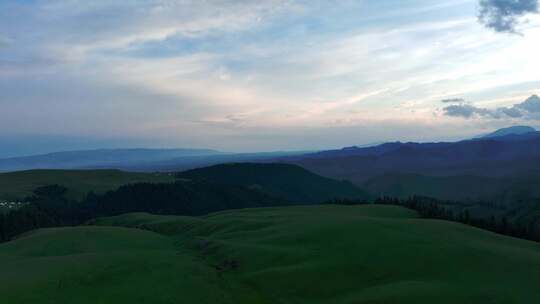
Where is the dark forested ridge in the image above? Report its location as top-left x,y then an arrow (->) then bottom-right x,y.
362,173 -> 540,204
177,163 -> 370,203
0,163 -> 369,242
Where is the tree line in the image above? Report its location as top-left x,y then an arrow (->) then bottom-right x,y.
375,196 -> 540,241
0,181 -> 285,242
325,196 -> 540,242
1,183 -> 539,243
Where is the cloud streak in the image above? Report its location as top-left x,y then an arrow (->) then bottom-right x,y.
441,98 -> 466,103
478,0 -> 539,33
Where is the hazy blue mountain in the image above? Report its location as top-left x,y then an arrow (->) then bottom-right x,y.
286,131 -> 540,184
481,126 -> 536,138
110,150 -> 312,172
0,148 -> 312,173
0,148 -> 222,172
286,142 -> 414,159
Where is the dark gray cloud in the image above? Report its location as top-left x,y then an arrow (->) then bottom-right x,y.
441,98 -> 465,103
444,104 -> 502,118
444,104 -> 482,118
443,95 -> 540,119
500,106 -> 524,117
478,0 -> 539,33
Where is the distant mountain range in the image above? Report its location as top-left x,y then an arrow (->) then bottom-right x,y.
272,127 -> 540,231
263,126 -> 540,217
0,148 -> 222,172
0,148 -> 308,172
0,126 -> 538,177
284,127 -> 540,183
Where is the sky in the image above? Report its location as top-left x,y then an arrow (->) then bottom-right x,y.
1,0 -> 540,157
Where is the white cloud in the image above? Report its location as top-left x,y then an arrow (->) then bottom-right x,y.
1,0 -> 540,152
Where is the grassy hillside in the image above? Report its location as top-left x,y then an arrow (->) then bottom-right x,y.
0,169 -> 175,200
2,205 -> 539,303
0,226 -> 232,303
177,163 -> 370,203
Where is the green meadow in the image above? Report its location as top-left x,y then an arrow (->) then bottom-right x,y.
1,205 -> 539,303
0,169 -> 175,200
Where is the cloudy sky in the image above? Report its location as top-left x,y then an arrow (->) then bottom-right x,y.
1,0 -> 539,156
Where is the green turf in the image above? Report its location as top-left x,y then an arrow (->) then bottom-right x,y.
1,205 -> 540,303
0,169 -> 175,200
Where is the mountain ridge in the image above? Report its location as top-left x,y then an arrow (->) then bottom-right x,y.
481,126 -> 536,138
285,131 -> 540,184
177,163 -> 370,203
0,148 -> 223,172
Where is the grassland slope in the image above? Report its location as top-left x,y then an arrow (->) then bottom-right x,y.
1,205 -> 539,303
0,169 -> 174,200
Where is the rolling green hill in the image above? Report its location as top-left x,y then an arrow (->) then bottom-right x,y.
2,205 -> 539,303
0,169 -> 175,200
177,163 -> 370,203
